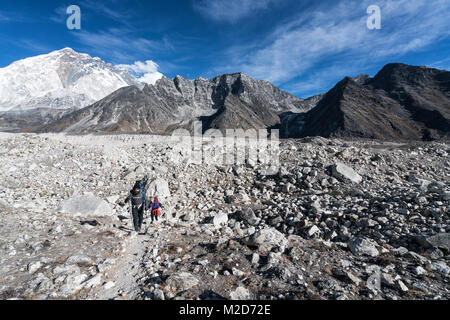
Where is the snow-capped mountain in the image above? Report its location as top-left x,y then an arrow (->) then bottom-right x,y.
0,48 -> 142,112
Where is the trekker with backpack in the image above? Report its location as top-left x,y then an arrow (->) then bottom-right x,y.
149,197 -> 162,223
125,177 -> 149,233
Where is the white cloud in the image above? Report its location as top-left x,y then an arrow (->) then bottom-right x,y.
79,0 -> 134,22
216,0 -> 450,95
0,10 -> 25,23
116,60 -> 163,85
71,28 -> 173,63
193,0 -> 277,23
429,57 -> 450,71
49,5 -> 67,24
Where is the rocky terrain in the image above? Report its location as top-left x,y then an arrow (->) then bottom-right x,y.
0,132 -> 448,300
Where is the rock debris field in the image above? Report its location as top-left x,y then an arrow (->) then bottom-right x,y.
0,132 -> 449,300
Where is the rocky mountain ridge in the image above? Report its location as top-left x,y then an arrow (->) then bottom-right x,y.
36,63 -> 450,141
283,64 -> 450,141
36,72 -> 317,135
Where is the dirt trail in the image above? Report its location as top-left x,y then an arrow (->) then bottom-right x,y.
87,218 -> 168,300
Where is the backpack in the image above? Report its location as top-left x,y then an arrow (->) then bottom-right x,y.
131,180 -> 146,207
152,201 -> 160,210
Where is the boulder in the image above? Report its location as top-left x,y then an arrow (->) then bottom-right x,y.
229,192 -> 251,204
442,191 -> 450,201
153,289 -> 165,300
58,193 -> 113,217
259,166 -> 279,177
348,237 -> 379,257
66,254 -> 94,266
165,272 -> 199,293
250,253 -> 260,265
103,281 -> 115,290
148,178 -> 171,202
366,273 -> 381,293
307,225 -> 320,237
83,274 -> 102,289
213,212 -> 229,229
413,233 -> 450,251
27,261 -> 42,274
237,208 -> 259,226
244,228 -> 288,252
331,163 -> 362,184
181,212 -> 195,222
230,287 -> 251,300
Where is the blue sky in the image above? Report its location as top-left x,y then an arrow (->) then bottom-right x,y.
0,0 -> 449,98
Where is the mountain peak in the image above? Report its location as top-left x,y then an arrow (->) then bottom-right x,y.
50,47 -> 80,57
58,47 -> 76,53
0,49 -> 140,112
285,63 -> 450,141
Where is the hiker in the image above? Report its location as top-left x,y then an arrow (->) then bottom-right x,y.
149,197 -> 162,223
125,177 -> 149,233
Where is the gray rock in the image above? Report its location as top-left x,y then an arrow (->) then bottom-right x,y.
250,253 -> 260,265
397,280 -> 409,292
153,289 -> 165,300
348,237 -> 379,257
307,225 -> 320,237
229,287 -> 251,300
405,251 -> 429,265
346,272 -> 362,286
27,261 -> 42,274
366,273 -> 381,293
103,281 -> 115,290
66,254 -> 94,266
230,192 -> 251,204
431,261 -> 450,275
413,266 -> 427,276
53,264 -> 80,275
66,273 -> 88,286
181,212 -> 195,222
244,228 -> 288,252
259,166 -> 280,177
165,272 -> 199,293
309,200 -> 322,214
213,212 -> 229,229
83,274 -> 102,289
397,208 -> 410,215
29,273 -> 51,293
238,208 -> 259,226
289,247 -> 304,261
426,247 -> 444,259
148,178 -> 171,201
391,247 -> 409,256
331,163 -> 362,184
413,233 -> 450,251
442,191 -> 450,201
122,165 -> 145,180
381,273 -> 396,287
58,193 -> 113,217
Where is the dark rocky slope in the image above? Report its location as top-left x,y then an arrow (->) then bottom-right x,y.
283,64 -> 450,141
36,73 -> 315,135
